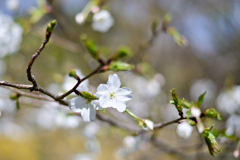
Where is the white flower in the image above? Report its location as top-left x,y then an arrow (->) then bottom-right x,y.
0,13 -> 22,57
191,107 -> 201,117
142,119 -> 154,130
96,74 -> 132,112
92,10 -> 114,33
176,121 -> 193,139
69,96 -> 102,122
75,12 -> 85,25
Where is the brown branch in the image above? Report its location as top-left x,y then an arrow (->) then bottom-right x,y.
56,75 -> 81,100
154,117 -> 182,129
0,81 -> 33,89
0,81 -> 68,106
26,26 -> 54,91
4,86 -> 54,101
128,21 -> 163,64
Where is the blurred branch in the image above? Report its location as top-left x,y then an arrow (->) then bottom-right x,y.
129,20 -> 162,64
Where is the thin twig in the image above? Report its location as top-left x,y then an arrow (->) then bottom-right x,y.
0,81 -> 33,89
154,117 -> 182,129
26,26 -> 53,91
3,86 -> 54,101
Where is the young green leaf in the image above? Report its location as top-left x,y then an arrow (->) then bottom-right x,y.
197,92 -> 206,106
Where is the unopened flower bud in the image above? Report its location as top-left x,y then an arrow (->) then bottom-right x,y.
204,108 -> 222,120
10,92 -> 20,100
69,69 -> 77,78
46,20 -> 57,33
203,131 -> 222,156
80,91 -> 98,100
141,119 -> 154,130
109,61 -> 134,71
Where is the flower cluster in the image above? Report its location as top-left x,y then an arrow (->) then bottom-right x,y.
69,74 -> 132,122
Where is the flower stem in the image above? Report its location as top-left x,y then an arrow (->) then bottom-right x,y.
125,109 -> 141,121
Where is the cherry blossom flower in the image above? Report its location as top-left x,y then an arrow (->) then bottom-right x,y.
176,121 -> 193,139
69,96 -> 102,122
92,10 -> 114,33
96,74 -> 132,112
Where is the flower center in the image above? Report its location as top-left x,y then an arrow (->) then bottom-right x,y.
109,92 -> 116,99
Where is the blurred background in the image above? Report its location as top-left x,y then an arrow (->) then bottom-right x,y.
0,0 -> 240,159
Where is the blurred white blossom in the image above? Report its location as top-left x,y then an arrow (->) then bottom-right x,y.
116,135 -> 145,159
0,119 -> 26,141
75,13 -> 85,25
6,0 -> 19,11
225,114 -> 240,137
96,74 -> 132,112
0,59 -> 6,77
92,10 -> 114,33
83,122 -> 99,139
176,121 -> 193,139
217,86 -> 240,115
0,13 -> 22,57
37,102 -> 81,129
72,153 -> 95,160
190,79 -> 216,106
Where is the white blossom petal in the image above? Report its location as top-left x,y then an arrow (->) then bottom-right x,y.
116,87 -> 132,101
96,84 -> 109,96
107,74 -> 121,92
176,121 -> 193,139
81,105 -> 96,122
69,97 -> 82,113
191,107 -> 201,117
91,100 -> 103,110
100,95 -> 112,108
92,10 -> 114,33
112,100 -> 126,112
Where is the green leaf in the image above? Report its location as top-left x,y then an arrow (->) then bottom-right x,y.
197,92 -> 206,106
